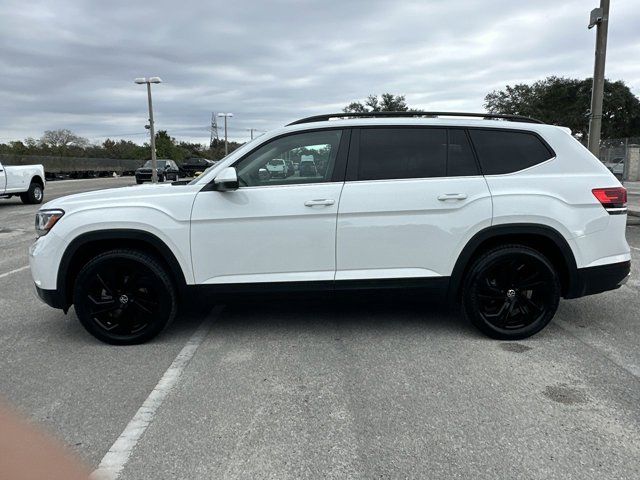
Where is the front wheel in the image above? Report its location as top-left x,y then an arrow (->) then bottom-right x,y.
462,245 -> 560,340
73,250 -> 177,345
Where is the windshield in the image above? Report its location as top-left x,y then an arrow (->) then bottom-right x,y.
142,160 -> 167,168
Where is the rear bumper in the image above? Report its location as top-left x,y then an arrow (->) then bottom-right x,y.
35,284 -> 66,310
566,260 -> 631,299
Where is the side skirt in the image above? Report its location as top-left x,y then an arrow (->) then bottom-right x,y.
184,277 -> 450,299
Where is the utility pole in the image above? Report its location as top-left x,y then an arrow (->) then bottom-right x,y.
246,128 -> 265,140
587,0 -> 610,156
134,77 -> 162,182
210,112 -> 219,147
217,113 -> 233,156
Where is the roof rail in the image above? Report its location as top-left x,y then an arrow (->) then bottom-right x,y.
286,111 -> 544,126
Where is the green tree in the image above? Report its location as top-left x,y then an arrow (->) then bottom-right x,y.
344,93 -> 411,113
484,76 -> 640,140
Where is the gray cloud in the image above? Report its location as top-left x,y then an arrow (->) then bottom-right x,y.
1,0 -> 638,144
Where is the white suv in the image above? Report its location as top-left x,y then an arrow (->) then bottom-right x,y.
30,112 -> 631,344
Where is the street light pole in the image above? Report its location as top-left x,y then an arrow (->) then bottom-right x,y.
135,77 -> 162,182
217,113 -> 233,156
146,82 -> 158,183
587,0 -> 610,156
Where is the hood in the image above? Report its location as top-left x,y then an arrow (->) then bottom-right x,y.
40,182 -> 188,211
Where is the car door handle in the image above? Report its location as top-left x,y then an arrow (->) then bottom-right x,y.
304,199 -> 335,207
437,193 -> 467,201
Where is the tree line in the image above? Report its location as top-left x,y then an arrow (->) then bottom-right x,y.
2,76 -> 639,161
346,77 -> 640,141
0,129 -> 242,163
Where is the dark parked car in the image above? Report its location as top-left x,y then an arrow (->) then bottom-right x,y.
135,159 -> 180,184
180,158 -> 215,177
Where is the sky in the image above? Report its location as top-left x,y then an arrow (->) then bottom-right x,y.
1,0 -> 639,145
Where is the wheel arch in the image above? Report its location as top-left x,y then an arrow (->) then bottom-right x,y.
448,224 -> 578,303
31,175 -> 45,188
58,229 -> 187,311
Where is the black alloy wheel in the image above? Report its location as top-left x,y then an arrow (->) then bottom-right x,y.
73,249 -> 176,344
463,245 -> 560,340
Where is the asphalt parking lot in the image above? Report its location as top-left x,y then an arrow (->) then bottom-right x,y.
1,177 -> 640,479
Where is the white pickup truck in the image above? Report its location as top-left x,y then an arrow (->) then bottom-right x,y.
0,160 -> 46,204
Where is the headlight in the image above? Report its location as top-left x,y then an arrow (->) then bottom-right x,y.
35,209 -> 65,237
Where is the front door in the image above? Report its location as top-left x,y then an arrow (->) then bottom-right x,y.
191,129 -> 349,285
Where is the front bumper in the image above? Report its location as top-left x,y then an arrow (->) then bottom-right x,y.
566,260 -> 631,299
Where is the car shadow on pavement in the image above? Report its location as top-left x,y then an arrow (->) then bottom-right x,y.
202,291 -> 479,340
41,291 -> 479,346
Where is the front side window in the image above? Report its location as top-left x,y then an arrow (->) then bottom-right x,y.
357,128 -> 447,181
234,130 -> 342,187
468,129 -> 554,175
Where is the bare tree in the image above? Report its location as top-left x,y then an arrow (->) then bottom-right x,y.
39,129 -> 90,149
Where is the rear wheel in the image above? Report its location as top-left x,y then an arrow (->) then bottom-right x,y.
73,249 -> 177,345
20,181 -> 44,204
462,245 -> 560,340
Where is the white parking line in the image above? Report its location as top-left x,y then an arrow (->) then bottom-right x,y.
0,265 -> 29,279
631,246 -> 640,252
90,306 -> 222,480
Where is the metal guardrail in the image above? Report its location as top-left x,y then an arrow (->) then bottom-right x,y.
0,154 -> 144,176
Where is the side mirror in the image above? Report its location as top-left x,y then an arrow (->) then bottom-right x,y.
257,168 -> 270,181
213,166 -> 239,191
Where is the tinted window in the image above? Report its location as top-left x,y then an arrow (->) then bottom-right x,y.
358,128 -> 446,180
468,129 -> 554,175
448,129 -> 478,176
235,130 -> 342,187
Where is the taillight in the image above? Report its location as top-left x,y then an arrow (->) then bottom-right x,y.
592,187 -> 627,215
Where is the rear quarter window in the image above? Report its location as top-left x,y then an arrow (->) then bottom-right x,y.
468,129 -> 554,175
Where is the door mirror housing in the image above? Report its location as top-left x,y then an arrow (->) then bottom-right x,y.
257,167 -> 270,181
213,166 -> 239,191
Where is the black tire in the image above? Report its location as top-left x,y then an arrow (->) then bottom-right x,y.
136,178 -> 143,184
462,245 -> 560,340
20,181 -> 44,204
73,249 -> 177,345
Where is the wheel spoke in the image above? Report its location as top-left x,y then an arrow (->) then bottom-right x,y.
483,300 -> 509,319
519,295 -> 544,314
90,303 -> 120,316
88,294 -> 114,306
95,273 -> 114,296
132,300 -> 153,315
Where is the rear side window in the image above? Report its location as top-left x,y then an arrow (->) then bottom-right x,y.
448,129 -> 478,176
358,128 -> 447,180
468,129 -> 554,175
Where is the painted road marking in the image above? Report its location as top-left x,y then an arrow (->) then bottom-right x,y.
90,306 -> 222,480
0,265 -> 29,279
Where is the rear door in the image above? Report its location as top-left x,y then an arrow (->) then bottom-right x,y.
335,127 -> 492,282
